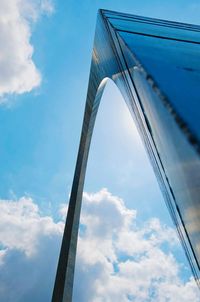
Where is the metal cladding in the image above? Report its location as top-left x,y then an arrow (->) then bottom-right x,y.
52,10 -> 200,301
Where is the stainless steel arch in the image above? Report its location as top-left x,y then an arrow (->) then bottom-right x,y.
52,10 -> 200,302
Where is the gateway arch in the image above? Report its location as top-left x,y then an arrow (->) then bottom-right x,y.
52,10 -> 200,301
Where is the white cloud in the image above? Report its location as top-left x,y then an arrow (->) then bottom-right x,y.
73,189 -> 200,302
0,190 -> 199,302
0,195 -> 62,302
0,0 -> 53,100
0,196 -> 62,257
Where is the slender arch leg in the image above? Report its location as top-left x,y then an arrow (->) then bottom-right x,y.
52,78 -> 108,302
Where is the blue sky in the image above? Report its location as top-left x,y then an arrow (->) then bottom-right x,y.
0,1 -> 200,301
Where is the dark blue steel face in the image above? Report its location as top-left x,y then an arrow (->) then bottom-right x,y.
106,12 -> 200,142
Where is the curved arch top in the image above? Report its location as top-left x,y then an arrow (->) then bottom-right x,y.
52,9 -> 200,302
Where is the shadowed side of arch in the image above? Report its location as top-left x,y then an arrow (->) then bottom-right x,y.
51,76 -> 110,302
51,74 -> 140,302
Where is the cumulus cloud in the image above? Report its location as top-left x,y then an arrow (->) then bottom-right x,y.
0,190 -> 199,302
73,189 -> 200,302
0,0 -> 53,100
0,196 -> 63,302
0,196 -> 62,257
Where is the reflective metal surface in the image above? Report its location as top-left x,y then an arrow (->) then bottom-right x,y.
52,10 -> 200,301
